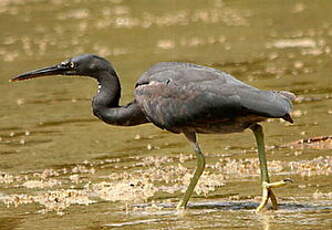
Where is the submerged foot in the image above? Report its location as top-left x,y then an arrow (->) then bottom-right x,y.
256,178 -> 293,212
176,199 -> 188,209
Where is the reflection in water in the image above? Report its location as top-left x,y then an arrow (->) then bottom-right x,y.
259,213 -> 271,230
37,118 -> 97,127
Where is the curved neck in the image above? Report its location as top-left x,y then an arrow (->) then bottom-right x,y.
93,70 -> 121,108
91,70 -> 148,126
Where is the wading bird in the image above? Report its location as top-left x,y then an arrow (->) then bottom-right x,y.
11,54 -> 294,211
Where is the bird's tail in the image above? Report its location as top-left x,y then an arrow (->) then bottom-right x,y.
277,91 -> 296,101
275,91 -> 296,123
282,113 -> 294,123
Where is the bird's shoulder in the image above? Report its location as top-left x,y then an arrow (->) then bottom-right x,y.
133,62 -> 294,131
134,62 -> 251,130
135,62 -> 248,88
134,62 -> 256,111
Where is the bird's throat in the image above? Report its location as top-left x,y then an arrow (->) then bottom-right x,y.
93,71 -> 121,109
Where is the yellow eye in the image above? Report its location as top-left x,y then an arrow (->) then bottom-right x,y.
69,62 -> 75,68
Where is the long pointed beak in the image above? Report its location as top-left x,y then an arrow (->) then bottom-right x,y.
10,64 -> 69,82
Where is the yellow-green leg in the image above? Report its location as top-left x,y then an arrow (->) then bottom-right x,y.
177,131 -> 206,209
250,124 -> 292,212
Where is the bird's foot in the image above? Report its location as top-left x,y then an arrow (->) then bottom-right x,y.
176,200 -> 187,210
256,178 -> 293,212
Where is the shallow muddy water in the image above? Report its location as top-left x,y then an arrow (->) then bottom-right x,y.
0,0 -> 331,229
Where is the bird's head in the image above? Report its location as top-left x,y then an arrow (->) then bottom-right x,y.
10,54 -> 113,82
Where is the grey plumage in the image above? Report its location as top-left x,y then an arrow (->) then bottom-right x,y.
135,62 -> 294,133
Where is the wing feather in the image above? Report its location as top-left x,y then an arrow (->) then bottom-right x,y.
135,63 -> 293,130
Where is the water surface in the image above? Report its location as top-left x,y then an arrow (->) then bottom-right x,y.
0,0 -> 331,229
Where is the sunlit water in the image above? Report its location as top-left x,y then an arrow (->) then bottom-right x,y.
0,0 -> 331,229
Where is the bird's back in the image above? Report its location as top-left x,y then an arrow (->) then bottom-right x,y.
135,62 -> 294,133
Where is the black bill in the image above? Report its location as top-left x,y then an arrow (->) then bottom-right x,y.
10,64 -> 70,82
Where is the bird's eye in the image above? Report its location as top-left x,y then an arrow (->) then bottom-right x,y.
69,62 -> 75,68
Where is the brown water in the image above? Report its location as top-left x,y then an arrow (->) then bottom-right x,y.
0,0 -> 331,229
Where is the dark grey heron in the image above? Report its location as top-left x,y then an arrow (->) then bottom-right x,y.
11,54 -> 294,211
